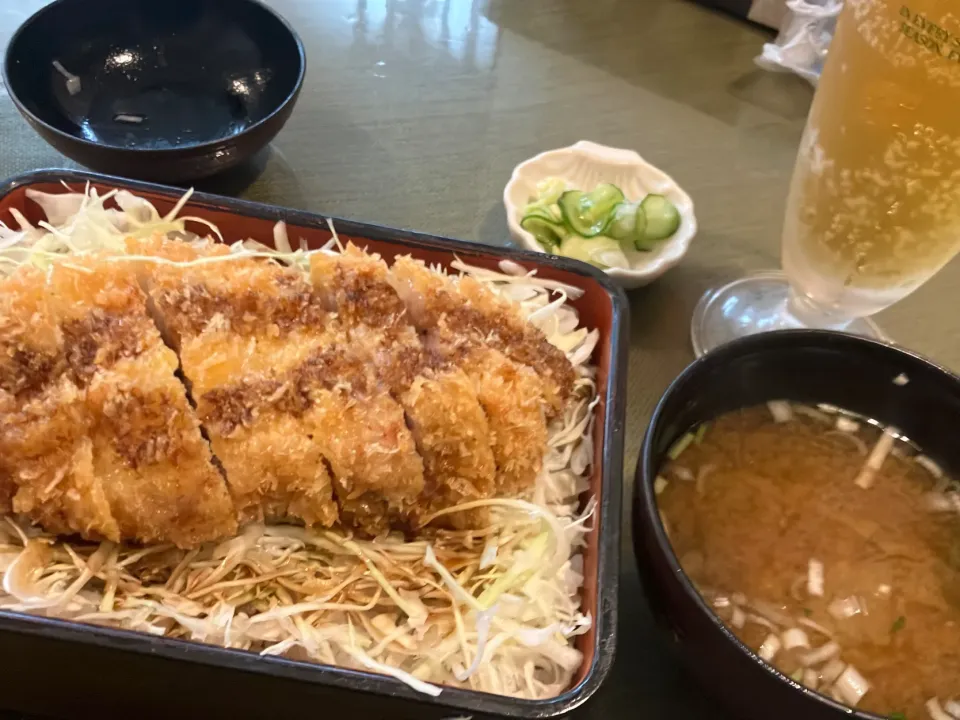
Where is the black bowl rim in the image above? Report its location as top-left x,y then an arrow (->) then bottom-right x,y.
0,167 -> 627,719
636,329 -> 959,720
1,0 -> 307,157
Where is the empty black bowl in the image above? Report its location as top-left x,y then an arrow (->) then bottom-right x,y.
3,0 -> 305,183
633,330 -> 960,720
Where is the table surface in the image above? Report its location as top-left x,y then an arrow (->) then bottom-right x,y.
2,0 -> 960,718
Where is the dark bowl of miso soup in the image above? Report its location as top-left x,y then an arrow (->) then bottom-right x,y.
633,330 -> 960,720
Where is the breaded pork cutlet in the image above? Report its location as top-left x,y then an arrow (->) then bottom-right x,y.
386,256 -> 559,497
463,346 -> 549,498
139,238 -> 424,535
135,237 -> 338,528
0,265 -> 87,529
388,256 -> 576,415
311,245 -> 496,529
0,257 -> 237,547
294,345 -> 425,534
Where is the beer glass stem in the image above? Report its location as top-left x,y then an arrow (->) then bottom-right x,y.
689,271 -> 886,357
784,289 -> 854,331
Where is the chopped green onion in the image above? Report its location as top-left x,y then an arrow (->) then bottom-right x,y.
789,669 -> 803,682
889,712 -> 906,720
891,615 -> 906,633
694,423 -> 709,444
803,608 -> 813,617
667,432 -> 695,461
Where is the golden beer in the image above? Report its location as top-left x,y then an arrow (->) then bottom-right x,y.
782,0 -> 960,319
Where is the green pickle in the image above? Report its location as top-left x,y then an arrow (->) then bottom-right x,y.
520,177 -> 682,268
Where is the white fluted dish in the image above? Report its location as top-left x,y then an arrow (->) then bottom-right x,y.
504,140 -> 697,289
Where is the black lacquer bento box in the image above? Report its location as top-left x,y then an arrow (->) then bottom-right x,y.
0,169 -> 627,720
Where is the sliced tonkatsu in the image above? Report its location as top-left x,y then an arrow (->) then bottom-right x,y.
138,238 -> 424,535
311,245 -> 497,528
387,255 -> 561,498
136,237 -> 339,528
0,262 -> 107,537
0,235 -> 576,545
0,257 -> 237,547
388,255 -> 577,415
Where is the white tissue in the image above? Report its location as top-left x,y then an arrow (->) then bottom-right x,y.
755,0 -> 843,85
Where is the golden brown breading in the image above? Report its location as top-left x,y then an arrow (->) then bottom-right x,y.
0,390 -> 119,541
87,349 -> 237,547
466,346 -> 547,496
0,259 -> 236,547
311,246 -> 496,529
287,336 -> 425,534
193,330 -> 426,534
137,237 -> 342,528
386,256 -> 550,497
134,237 -> 327,348
0,259 -> 151,398
206,412 -> 336,528
307,389 -> 424,534
388,255 -> 576,414
310,246 -> 423,393
0,238 -> 565,544
0,266 -> 117,539
142,239 -> 425,535
400,369 -> 497,527
0,465 -> 16,517
0,267 -> 80,524
310,245 -> 410,331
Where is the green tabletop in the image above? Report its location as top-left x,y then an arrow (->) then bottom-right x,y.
2,0 -> 959,717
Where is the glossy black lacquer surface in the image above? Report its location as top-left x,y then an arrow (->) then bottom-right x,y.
0,168 -> 626,720
633,330 -> 960,720
2,0 -> 304,182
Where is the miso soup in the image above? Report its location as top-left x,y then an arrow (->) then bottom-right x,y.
657,402 -> 960,720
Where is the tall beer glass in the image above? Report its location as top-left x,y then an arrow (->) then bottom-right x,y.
692,0 -> 960,355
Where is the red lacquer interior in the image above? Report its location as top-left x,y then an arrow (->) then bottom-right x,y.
0,180 -> 616,695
